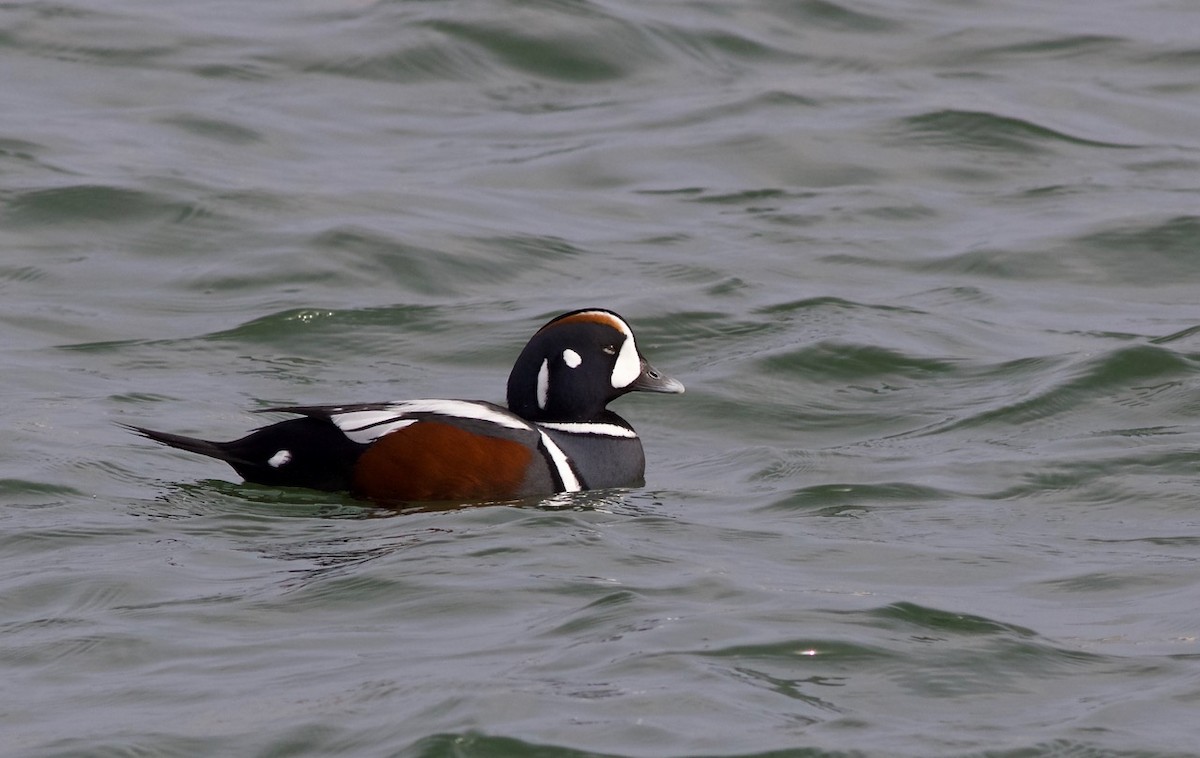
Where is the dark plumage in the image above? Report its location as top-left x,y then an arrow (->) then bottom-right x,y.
129,309 -> 683,503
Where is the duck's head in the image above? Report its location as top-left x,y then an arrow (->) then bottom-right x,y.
506,309 -> 684,422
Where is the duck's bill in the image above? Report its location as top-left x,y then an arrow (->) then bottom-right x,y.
632,359 -> 685,394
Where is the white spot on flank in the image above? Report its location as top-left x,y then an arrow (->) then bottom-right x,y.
562,348 -> 582,368
267,450 -> 292,468
537,358 -> 550,409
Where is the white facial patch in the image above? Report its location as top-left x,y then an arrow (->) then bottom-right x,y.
610,335 -> 641,389
562,348 -> 581,368
537,358 -> 550,410
267,450 -> 292,468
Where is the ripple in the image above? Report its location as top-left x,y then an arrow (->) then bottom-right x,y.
296,32 -> 494,83
428,20 -> 633,84
912,246 -> 1073,279
291,7 -> 669,85
3,184 -> 206,227
760,341 -> 957,382
766,482 -> 954,513
6,0 -> 1200,754
3,5 -> 174,68
967,34 -> 1127,63
935,344 -> 1196,431
775,0 -> 903,33
403,733 -> 620,758
701,636 -> 892,662
1150,323 -> 1200,346
158,114 -> 264,145
0,264 -> 48,283
0,478 -> 85,506
1036,571 -> 1168,594
1074,215 -> 1200,284
899,109 -> 1138,153
196,303 -> 444,348
865,601 -> 1036,637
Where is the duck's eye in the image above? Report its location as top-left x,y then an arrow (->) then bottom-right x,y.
602,345 -> 616,355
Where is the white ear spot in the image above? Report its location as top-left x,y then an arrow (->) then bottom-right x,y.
267,450 -> 292,468
562,348 -> 582,368
610,336 -> 641,388
537,358 -> 549,410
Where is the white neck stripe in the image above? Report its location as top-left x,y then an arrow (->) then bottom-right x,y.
538,422 -> 637,438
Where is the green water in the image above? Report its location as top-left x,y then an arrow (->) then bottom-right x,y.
3,1 -> 1200,756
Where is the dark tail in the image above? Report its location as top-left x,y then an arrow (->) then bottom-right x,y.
125,418 -> 363,492
124,425 -> 251,465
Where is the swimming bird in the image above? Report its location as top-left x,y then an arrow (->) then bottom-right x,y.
128,308 -> 684,503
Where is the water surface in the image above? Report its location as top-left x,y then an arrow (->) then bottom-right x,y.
3,1 -> 1200,756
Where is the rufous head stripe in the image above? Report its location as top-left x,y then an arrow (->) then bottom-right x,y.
540,310 -> 633,338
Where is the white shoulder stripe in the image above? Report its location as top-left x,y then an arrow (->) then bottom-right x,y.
330,399 -> 531,444
385,400 -> 530,429
538,422 -> 638,438
341,418 -> 416,444
537,430 -> 581,492
335,410 -> 410,433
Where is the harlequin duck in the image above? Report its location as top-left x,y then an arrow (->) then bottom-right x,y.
128,309 -> 684,503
